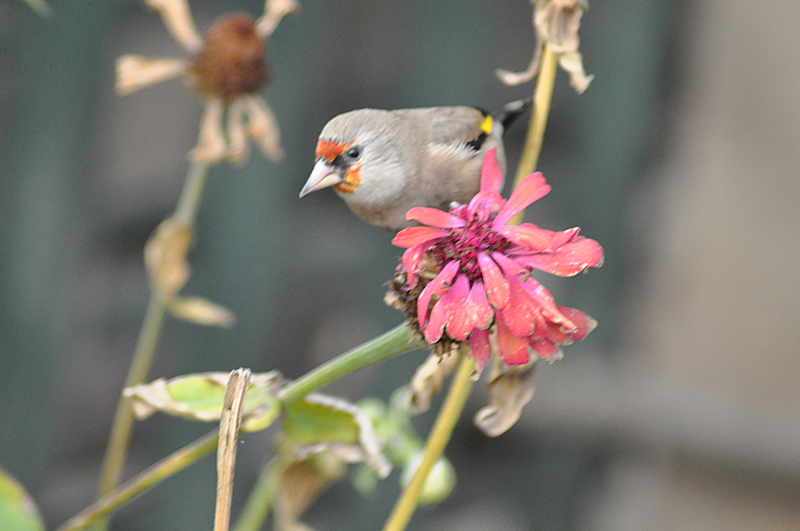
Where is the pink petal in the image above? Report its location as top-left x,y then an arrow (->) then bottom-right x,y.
490,252 -> 528,279
496,317 -> 530,365
494,172 -> 550,226
495,225 -> 553,253
392,226 -> 448,248
514,237 -> 604,277
529,339 -> 562,360
551,227 -> 581,248
406,207 -> 465,228
469,328 -> 492,369
468,190 -> 504,212
477,253 -> 510,309
519,277 -> 566,324
402,245 -> 426,286
465,281 -> 494,329
417,261 -> 458,327
479,147 -> 504,194
556,306 -> 597,341
424,294 -> 450,343
498,276 -> 538,337
443,274 -> 473,340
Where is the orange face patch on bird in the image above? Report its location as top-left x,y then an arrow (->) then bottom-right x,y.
299,139 -> 363,197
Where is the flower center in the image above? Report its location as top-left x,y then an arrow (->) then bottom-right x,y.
432,205 -> 510,280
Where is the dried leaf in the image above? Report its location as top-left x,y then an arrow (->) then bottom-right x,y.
409,348 -> 460,414
144,218 -> 192,298
474,358 -> 537,437
124,371 -> 281,432
168,296 -> 236,328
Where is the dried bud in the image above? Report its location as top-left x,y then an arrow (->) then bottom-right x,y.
190,13 -> 269,100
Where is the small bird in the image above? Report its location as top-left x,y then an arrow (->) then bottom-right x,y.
299,99 -> 532,232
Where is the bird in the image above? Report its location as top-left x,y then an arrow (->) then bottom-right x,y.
299,99 -> 533,232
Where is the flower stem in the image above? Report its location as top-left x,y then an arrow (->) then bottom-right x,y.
230,454 -> 292,531
382,353 -> 476,531
511,44 -> 559,222
95,160 -> 211,527
279,322 -> 422,406
57,430 -> 221,531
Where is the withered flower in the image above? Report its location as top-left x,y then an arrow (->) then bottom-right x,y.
497,0 -> 593,93
117,0 -> 298,164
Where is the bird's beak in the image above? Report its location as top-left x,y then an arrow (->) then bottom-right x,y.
299,160 -> 343,198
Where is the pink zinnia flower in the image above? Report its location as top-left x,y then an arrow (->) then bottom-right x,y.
390,148 -> 603,370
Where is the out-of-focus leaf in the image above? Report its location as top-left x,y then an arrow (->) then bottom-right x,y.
20,0 -> 51,17
144,218 -> 192,298
124,371 -> 281,432
168,296 -> 236,328
0,467 -> 45,531
283,394 -> 390,478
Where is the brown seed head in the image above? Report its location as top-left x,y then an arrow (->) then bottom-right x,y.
189,13 -> 269,100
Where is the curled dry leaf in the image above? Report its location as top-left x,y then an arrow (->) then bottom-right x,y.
474,357 -> 537,437
144,218 -> 192,298
408,347 -> 460,414
168,296 -> 236,328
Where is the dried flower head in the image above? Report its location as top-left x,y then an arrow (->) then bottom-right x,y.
116,0 -> 298,164
387,148 -> 603,374
496,0 -> 593,93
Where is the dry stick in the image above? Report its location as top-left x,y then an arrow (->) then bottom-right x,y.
381,43 -> 560,531
214,369 -> 252,531
95,160 -> 211,530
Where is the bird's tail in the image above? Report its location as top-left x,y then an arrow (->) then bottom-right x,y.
494,97 -> 533,133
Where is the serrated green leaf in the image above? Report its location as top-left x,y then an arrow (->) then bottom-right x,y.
124,371 -> 281,432
0,468 -> 45,531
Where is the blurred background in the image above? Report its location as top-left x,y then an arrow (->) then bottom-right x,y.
2,0 -> 799,529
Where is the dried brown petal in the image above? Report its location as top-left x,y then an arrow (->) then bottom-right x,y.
192,99 -> 228,163
146,0 -> 203,53
115,55 -> 188,96
256,0 -> 300,38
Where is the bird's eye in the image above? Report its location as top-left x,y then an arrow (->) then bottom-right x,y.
346,146 -> 360,158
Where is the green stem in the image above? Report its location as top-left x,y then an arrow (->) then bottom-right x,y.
511,44 -> 558,223
57,430 -> 221,531
382,353 -> 475,531
231,455 -> 292,531
95,160 -> 211,524
279,322 -> 422,406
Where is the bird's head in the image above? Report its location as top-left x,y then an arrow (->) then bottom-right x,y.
299,109 -> 406,204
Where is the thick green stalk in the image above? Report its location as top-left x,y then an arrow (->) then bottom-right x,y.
95,160 -> 211,525
382,354 -> 475,531
279,322 -> 422,406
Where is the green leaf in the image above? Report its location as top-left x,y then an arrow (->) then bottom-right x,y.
282,394 -> 391,478
124,371 -> 281,432
0,468 -> 45,531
